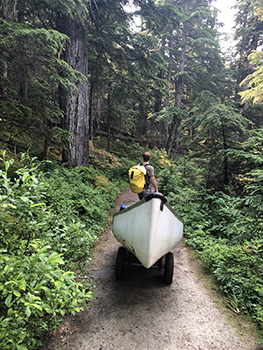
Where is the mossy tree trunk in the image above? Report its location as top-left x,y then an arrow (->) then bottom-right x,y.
167,0 -> 189,158
60,12 -> 90,167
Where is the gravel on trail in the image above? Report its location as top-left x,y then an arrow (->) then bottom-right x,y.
43,189 -> 261,350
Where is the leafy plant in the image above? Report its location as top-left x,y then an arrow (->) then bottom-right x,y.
0,153 -> 124,349
0,243 -> 93,350
44,166 -> 121,234
158,159 -> 263,332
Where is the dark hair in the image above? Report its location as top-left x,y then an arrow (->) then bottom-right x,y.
143,152 -> 151,162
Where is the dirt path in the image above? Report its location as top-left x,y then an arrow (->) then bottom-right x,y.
43,189 -> 261,350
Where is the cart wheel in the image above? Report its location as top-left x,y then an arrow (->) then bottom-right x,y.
116,247 -> 126,281
163,252 -> 174,285
157,257 -> 163,269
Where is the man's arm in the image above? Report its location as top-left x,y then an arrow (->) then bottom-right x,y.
150,176 -> 158,192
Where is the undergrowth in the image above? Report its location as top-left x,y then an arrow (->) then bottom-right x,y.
158,157 -> 263,339
0,151 -> 128,349
3,144 -> 263,347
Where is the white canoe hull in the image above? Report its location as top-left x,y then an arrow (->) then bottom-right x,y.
113,194 -> 183,269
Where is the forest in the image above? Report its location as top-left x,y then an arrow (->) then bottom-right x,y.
1,0 -> 263,348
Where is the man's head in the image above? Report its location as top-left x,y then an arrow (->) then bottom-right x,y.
143,151 -> 151,162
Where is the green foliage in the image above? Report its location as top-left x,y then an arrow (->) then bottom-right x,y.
103,139 -> 146,160
1,153 -> 48,253
1,0 -> 263,342
44,166 -> 121,234
106,156 -> 135,185
153,107 -> 188,124
0,3 -> 88,157
201,241 -> 263,320
181,94 -> 251,189
0,244 -> 92,350
239,50 -> 263,105
158,156 -> 204,195
244,169 -> 263,215
0,152 -> 125,349
158,156 -> 263,331
177,190 -> 262,328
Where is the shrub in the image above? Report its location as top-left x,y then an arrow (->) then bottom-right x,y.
0,243 -> 93,350
0,154 -> 110,349
106,157 -> 134,186
158,162 -> 263,330
44,166 -> 121,234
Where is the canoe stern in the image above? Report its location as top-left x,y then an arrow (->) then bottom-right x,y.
113,194 -> 183,269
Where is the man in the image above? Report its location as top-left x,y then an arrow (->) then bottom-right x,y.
138,151 -> 158,200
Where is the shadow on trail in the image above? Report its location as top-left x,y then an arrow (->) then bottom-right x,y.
91,247 -> 180,316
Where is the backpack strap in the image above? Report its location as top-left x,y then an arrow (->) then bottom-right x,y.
141,163 -> 150,188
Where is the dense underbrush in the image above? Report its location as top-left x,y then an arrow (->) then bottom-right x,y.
158,161 -> 263,340
2,144 -> 263,347
0,152 -> 128,350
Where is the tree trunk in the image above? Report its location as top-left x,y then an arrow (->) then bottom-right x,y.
1,61 -> 7,97
137,100 -> 147,137
89,82 -> 94,141
20,72 -> 28,101
154,35 -> 166,114
17,1 -> 29,102
164,34 -> 173,147
167,0 -> 189,158
60,13 -> 89,167
220,116 -> 229,186
0,0 -> 17,20
107,85 -> 112,153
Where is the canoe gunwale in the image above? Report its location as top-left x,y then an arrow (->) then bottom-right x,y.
113,193 -> 184,224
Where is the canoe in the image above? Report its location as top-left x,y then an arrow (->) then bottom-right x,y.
112,193 -> 184,270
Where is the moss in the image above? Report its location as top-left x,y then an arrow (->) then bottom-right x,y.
89,147 -> 120,172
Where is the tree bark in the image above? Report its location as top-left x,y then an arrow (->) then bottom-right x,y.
60,13 -> 89,167
220,116 -> 229,186
136,100 -> 147,137
107,84 -> 112,153
154,36 -> 166,114
164,34 -> 173,147
167,0 -> 189,158
1,61 -> 7,98
0,0 -> 17,20
17,0 -> 29,102
89,82 -> 94,141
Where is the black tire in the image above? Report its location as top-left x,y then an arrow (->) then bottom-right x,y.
116,247 -> 126,281
157,257 -> 163,270
163,252 -> 174,285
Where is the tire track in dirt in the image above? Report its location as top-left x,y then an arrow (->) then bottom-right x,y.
43,189 -> 261,350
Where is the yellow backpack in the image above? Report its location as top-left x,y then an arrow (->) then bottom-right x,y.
128,164 -> 147,193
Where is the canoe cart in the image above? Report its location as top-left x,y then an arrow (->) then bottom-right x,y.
112,193 -> 184,285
